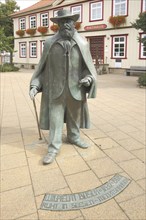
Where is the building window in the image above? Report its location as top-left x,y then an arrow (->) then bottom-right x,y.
30,15 -> 36,28
112,35 -> 127,58
20,42 -> 26,58
90,1 -> 103,21
113,0 -> 128,16
53,9 -> 63,18
19,18 -> 26,30
140,34 -> 146,58
41,13 -> 49,26
41,41 -> 45,54
71,5 -> 82,22
30,42 -> 37,58
142,0 -> 146,12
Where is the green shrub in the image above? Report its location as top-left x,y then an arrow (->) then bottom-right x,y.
0,64 -> 19,72
138,73 -> 146,86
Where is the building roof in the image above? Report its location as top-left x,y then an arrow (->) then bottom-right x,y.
11,0 -> 88,18
11,0 -> 55,17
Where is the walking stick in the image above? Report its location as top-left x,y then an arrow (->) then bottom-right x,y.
32,99 -> 42,140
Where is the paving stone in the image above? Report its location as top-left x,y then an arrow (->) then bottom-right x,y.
94,137 -> 120,149
73,216 -> 85,220
65,170 -> 101,193
25,143 -> 48,158
59,143 -> 79,158
137,178 -> 146,191
100,171 -> 130,184
108,119 -> 128,127
107,130 -> 130,141
128,120 -> 145,131
23,134 -> 43,145
31,168 -> 67,196
1,166 -> 31,192
81,199 -> 129,220
87,157 -> 122,178
115,180 -> 144,203
117,124 -> 139,133
20,120 -> 37,128
128,131 -> 145,145
17,213 -> 39,220
1,126 -> 21,135
104,146 -> 135,163
1,152 -> 27,171
119,159 -> 145,180
82,129 -> 107,139
132,148 -> 145,163
118,138 -> 145,151
119,195 -> 146,220
38,208 -> 82,220
28,154 -> 58,173
90,116 -> 107,126
1,120 -> 19,128
1,186 -> 37,219
56,155 -> 89,176
75,144 -> 106,161
21,126 -> 42,137
1,133 -> 23,144
97,123 -> 117,132
1,142 -> 24,156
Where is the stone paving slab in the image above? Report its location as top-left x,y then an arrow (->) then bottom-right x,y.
0,70 -> 145,220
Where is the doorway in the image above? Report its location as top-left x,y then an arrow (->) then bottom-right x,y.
89,36 -> 105,66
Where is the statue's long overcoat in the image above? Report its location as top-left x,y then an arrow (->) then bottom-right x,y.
30,31 -> 97,130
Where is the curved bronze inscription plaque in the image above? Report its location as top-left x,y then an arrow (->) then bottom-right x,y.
41,174 -> 131,211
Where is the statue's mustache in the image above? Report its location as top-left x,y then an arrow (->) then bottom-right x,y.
60,23 -> 72,31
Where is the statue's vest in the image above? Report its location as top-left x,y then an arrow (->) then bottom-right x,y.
43,41 -> 87,101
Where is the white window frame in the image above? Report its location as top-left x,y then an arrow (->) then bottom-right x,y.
19,18 -> 26,30
140,34 -> 146,58
20,42 -> 26,58
113,0 -> 127,16
112,36 -> 126,58
71,5 -> 82,22
41,13 -> 49,27
30,15 -> 36,28
30,42 -> 37,58
142,0 -> 146,12
90,1 -> 103,21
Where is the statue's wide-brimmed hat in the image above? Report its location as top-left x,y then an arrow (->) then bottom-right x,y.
50,9 -> 79,24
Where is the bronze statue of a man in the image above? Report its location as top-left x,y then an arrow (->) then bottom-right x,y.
29,10 -> 97,164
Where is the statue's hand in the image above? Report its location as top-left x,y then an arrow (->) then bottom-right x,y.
79,76 -> 92,87
29,87 -> 38,100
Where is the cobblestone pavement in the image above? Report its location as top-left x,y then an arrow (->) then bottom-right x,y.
0,70 -> 145,220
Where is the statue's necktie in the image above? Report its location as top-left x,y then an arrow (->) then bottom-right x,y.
63,40 -> 71,54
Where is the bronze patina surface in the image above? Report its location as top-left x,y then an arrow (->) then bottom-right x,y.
41,174 -> 131,211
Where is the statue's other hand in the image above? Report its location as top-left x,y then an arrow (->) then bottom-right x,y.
79,76 -> 92,87
29,87 -> 38,100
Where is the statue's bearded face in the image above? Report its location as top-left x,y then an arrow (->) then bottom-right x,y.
58,18 -> 75,40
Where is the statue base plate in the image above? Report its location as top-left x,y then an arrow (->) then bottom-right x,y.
40,174 -> 131,211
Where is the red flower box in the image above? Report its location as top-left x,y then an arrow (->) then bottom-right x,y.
26,28 -> 36,36
50,24 -> 59,32
75,22 -> 81,30
37,26 -> 48,34
16,29 -> 25,37
109,16 -> 126,27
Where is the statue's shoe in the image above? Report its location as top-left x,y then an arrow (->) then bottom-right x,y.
69,139 -> 89,148
43,152 -> 57,165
